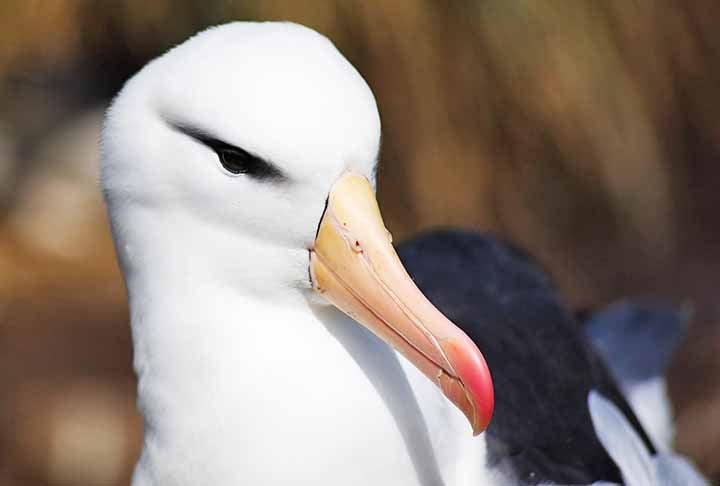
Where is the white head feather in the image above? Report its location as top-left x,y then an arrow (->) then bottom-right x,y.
102,21 -> 380,302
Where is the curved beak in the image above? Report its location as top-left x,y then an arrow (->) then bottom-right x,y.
309,172 -> 494,435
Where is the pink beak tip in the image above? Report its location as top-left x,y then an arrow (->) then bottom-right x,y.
448,338 -> 495,434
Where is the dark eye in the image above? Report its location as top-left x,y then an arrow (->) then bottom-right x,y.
217,148 -> 265,176
167,120 -> 287,182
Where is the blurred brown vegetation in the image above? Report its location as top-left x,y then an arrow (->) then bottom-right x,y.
1,1 -> 720,484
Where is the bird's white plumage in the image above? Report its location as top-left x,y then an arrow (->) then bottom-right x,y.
588,391 -> 707,486
102,22 -> 500,486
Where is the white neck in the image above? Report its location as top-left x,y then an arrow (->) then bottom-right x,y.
111,203 -> 311,306
114,206 -> 495,486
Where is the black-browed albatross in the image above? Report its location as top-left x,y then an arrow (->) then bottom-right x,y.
103,21 -> 493,486
101,21 -> 705,486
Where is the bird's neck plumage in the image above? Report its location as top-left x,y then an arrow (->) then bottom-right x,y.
109,204 -> 330,482
109,201 -> 318,402
116,215 -> 334,484
128,286 -> 332,485
109,202 -> 311,303
112,206 -> 494,486
127,289 -> 493,486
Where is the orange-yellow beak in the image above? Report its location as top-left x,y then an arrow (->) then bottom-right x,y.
309,172 -> 494,435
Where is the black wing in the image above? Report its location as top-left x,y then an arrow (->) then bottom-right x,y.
397,229 -> 655,485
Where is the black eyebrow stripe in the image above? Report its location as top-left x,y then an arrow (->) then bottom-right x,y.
166,120 -> 287,182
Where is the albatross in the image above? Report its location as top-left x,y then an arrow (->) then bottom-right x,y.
101,21 -> 705,485
103,21 -> 493,486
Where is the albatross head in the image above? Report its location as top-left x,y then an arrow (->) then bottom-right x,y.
101,21 -> 493,434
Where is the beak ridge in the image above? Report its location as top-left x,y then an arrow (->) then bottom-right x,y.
310,172 -> 494,434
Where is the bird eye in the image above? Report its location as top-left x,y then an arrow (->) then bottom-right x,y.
214,147 -> 286,181
167,120 -> 286,181
217,148 -> 263,176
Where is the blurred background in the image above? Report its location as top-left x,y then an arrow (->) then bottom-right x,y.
1,1 -> 719,484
